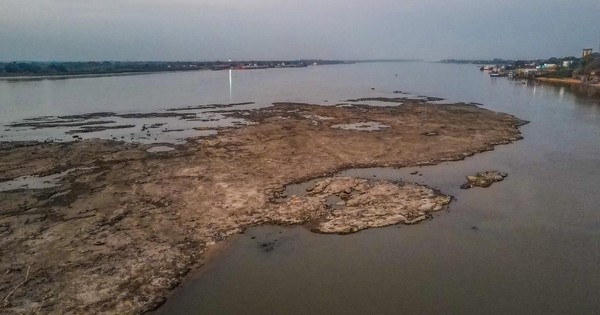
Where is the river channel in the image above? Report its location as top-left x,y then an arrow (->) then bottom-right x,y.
2,62 -> 599,314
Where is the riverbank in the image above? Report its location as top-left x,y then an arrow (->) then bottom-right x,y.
0,70 -> 199,81
0,60 -> 350,81
0,100 -> 526,314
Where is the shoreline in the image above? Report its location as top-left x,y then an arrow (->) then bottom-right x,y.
0,70 -> 204,81
0,100 -> 527,314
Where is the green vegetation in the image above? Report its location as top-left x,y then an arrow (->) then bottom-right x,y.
0,60 -> 349,77
575,53 -> 600,75
553,67 -> 573,78
536,54 -> 599,79
0,61 -> 211,76
535,56 -> 577,78
441,53 -> 600,81
4,62 -> 43,74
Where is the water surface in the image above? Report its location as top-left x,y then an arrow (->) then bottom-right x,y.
1,62 -> 599,314
155,63 -> 599,315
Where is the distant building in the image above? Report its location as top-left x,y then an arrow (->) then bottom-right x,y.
516,68 -> 538,76
582,48 -> 593,57
537,64 -> 557,70
562,60 -> 573,67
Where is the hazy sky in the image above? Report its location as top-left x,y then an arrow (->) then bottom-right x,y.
1,0 -> 599,61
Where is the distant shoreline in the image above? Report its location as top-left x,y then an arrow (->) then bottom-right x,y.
0,66 -> 314,81
0,70 -> 199,81
0,59 -> 425,81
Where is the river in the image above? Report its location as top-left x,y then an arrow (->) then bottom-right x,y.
1,62 -> 599,314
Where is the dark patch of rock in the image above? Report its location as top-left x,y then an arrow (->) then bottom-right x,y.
461,171 -> 508,189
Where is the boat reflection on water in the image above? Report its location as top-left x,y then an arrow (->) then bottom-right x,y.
530,80 -> 600,103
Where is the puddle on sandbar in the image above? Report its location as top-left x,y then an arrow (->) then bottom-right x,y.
146,146 -> 176,153
280,178 -> 321,198
350,100 -> 404,107
331,121 -> 389,131
0,167 -> 92,192
1,102 -> 259,145
302,114 -> 335,121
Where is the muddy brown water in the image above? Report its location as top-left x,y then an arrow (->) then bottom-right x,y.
2,62 -> 600,314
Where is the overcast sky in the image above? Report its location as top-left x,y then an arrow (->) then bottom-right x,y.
0,0 -> 599,61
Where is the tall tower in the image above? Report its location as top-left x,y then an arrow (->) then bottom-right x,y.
582,48 -> 593,58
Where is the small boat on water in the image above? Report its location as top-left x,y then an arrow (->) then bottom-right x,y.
490,71 -> 507,77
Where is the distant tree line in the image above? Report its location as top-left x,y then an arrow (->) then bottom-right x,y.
575,53 -> 600,75
0,61 -> 211,76
3,62 -> 44,73
0,60 -> 351,77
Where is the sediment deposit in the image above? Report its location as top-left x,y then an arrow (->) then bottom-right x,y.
0,101 -> 526,314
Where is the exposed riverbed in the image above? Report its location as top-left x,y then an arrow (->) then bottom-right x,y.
0,97 -> 525,313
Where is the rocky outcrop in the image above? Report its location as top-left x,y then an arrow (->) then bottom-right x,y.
271,177 -> 452,234
460,171 -> 508,189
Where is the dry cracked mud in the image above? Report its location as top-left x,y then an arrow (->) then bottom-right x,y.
0,101 -> 527,314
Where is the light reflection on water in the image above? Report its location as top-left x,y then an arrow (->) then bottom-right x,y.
229,69 -> 233,101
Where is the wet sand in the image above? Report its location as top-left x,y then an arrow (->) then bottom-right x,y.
0,100 -> 526,314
